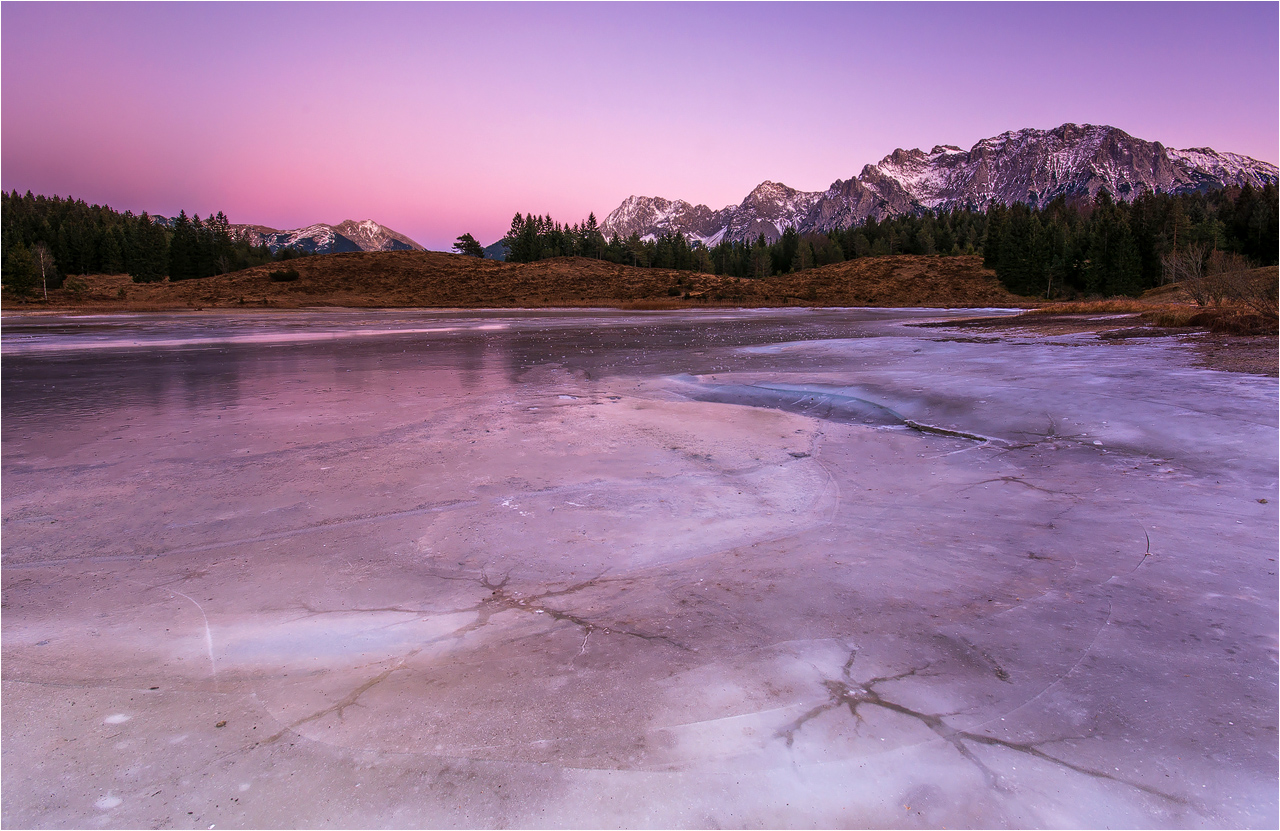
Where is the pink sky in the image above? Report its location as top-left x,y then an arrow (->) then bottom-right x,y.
3,2 -> 1277,251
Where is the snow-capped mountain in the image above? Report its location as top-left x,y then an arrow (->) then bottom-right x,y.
601,195 -> 736,247
148,216 -> 423,254
230,219 -> 423,254
601,124 -> 1279,245
330,219 -> 423,252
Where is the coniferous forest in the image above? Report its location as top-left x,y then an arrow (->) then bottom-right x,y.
501,185 -> 1277,299
3,185 -> 1275,301
1,191 -> 308,296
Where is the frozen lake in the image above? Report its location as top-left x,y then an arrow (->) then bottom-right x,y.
3,308 -> 1276,828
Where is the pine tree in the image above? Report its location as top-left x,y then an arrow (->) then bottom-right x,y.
605,233 -> 628,265
1105,214 -> 1144,297
626,233 -> 645,267
129,213 -> 170,282
916,225 -> 936,256
99,227 -> 125,273
501,213 -> 528,262
983,203 -> 1006,271
3,239 -> 37,296
749,236 -> 771,278
208,211 -> 235,274
521,213 -> 542,262
790,239 -> 814,272
814,234 -> 844,265
777,227 -> 800,273
452,233 -> 485,257
583,212 -> 604,259
168,210 -> 196,280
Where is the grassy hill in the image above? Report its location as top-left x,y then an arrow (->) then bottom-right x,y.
4,252 -> 1027,311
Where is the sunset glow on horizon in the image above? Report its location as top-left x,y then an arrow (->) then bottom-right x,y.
3,1 -> 1277,251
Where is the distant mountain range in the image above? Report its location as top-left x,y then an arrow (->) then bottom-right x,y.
600,123 -> 1279,246
150,216 -> 423,254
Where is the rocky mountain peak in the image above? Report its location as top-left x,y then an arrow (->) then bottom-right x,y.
740,181 -> 804,212
227,219 -> 423,255
332,219 -> 424,252
599,123 -> 1277,246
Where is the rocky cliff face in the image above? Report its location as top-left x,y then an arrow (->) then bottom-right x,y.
599,195 -> 735,246
601,123 -> 1279,244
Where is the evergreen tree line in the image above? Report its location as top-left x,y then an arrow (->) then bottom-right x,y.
2,191 -> 306,296
983,185 -> 1277,298
497,184 -> 1276,298
498,207 -> 988,276
501,212 -> 610,263
706,209 -> 989,279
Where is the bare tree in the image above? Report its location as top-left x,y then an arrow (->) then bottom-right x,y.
1208,250 -> 1276,319
1164,246 -> 1276,319
1161,242 -> 1209,305
1232,270 -> 1279,319
30,243 -> 56,301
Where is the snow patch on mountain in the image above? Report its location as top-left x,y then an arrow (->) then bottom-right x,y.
331,219 -> 423,252
1167,147 -> 1277,188
602,123 -> 1278,246
232,220 -> 423,254
145,216 -> 423,255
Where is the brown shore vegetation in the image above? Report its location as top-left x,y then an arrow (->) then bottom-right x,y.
927,266 -> 1277,336
3,252 -> 1024,312
919,266 -> 1277,377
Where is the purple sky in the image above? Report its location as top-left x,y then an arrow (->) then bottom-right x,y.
3,2 -> 1277,251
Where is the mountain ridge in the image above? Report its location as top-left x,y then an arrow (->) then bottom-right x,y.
601,123 -> 1279,245
148,216 -> 424,254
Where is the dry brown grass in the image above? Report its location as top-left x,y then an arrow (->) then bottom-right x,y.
1024,269 -> 1278,336
2,252 -> 1025,314
1031,299 -> 1160,314
1141,306 -> 1276,335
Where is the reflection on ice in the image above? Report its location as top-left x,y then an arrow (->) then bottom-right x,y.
671,375 -> 1000,444
671,374 -> 908,427
2,308 -> 1275,829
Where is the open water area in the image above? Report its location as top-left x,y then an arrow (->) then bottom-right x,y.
2,307 -> 1276,829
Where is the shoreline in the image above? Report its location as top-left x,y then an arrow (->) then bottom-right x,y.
1,301 -> 1030,317
4,304 -> 1274,378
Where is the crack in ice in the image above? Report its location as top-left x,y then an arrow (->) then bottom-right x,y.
776,645 -> 1184,804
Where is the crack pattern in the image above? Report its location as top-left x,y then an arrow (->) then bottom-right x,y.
304,569 -> 690,650
962,475 -> 1082,500
776,648 -> 1185,804
254,569 -> 688,747
452,570 -> 690,650
258,649 -> 422,746
1000,414 -> 1118,456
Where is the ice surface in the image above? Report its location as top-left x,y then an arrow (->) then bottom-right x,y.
2,308 -> 1276,828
